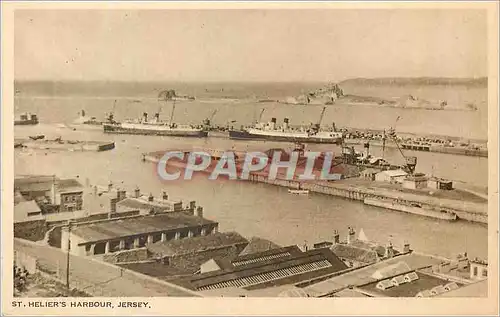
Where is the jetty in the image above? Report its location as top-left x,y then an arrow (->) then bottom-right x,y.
142,151 -> 487,224
15,138 -> 115,152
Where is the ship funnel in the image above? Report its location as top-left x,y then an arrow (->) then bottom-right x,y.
81,110 -> 86,117
283,118 -> 289,130
154,113 -> 160,123
143,112 -> 148,122
270,117 -> 277,130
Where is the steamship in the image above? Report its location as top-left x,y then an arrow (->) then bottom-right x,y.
103,112 -> 208,137
15,113 -> 39,126
103,97 -> 208,137
229,117 -> 343,144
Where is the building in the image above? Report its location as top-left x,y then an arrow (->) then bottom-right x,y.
374,169 -> 408,184
402,173 -> 428,190
428,177 -> 453,190
328,228 -> 405,268
61,212 -> 219,256
14,175 -> 83,212
360,168 -> 382,181
239,237 -> 281,256
357,269 -> 462,297
55,179 -> 84,212
14,200 -> 43,223
176,246 -> 348,291
469,258 -> 488,280
147,232 -> 249,272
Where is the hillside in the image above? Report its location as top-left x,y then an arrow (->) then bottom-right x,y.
339,77 -> 487,87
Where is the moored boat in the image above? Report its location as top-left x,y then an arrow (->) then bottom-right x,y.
363,197 -> 457,221
288,189 -> 310,195
15,113 -> 39,126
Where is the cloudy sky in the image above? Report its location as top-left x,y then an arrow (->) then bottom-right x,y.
15,9 -> 487,82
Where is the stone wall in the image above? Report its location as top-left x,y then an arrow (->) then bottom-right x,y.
14,219 -> 47,242
102,248 -> 149,264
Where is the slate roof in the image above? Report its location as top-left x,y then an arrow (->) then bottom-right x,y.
117,198 -> 171,211
331,243 -> 379,264
14,200 -> 43,223
178,247 -> 348,291
57,179 -> 84,193
239,237 -> 281,256
360,271 -> 459,297
147,232 -> 249,257
71,213 -> 217,244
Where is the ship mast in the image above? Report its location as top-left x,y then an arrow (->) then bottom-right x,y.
317,106 -> 327,126
168,99 -> 177,127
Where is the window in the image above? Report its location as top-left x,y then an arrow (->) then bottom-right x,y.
473,267 -> 478,276
482,269 -> 488,277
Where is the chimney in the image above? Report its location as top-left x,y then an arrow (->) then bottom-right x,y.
333,230 -> 340,244
385,242 -> 394,258
195,206 -> 204,218
403,242 -> 411,253
108,181 -> 113,192
148,193 -> 154,202
347,227 -> 356,244
109,197 -> 117,217
134,187 -> 141,198
117,189 -> 126,202
93,185 -> 98,196
162,191 -> 169,201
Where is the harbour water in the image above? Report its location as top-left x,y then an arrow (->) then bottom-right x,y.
13,81 -> 489,260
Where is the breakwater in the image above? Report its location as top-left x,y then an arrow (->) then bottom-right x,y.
143,153 -> 487,225
15,138 -> 115,152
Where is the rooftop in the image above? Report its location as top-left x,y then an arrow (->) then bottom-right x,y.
358,271 -> 460,297
14,200 -> 43,223
179,247 -> 348,291
377,169 -> 408,177
71,212 -> 217,244
147,232 -> 249,257
303,252 -> 444,296
239,237 -> 281,256
331,243 -> 379,264
57,179 -> 84,193
117,197 -> 173,212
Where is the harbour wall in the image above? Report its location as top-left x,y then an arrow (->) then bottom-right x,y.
246,174 -> 487,224
143,153 -> 487,224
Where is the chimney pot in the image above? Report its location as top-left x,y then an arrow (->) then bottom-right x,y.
134,187 -> 141,198
148,193 -> 154,202
162,191 -> 168,200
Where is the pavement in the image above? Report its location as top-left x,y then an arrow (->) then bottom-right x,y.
14,238 -> 200,297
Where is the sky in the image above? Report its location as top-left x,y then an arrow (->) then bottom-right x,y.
14,9 -> 488,82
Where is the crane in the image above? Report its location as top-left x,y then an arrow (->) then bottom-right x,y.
317,106 -> 327,126
257,108 -> 266,123
384,118 -> 417,174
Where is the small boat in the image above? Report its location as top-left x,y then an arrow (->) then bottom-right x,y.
28,135 -> 45,141
288,189 -> 310,195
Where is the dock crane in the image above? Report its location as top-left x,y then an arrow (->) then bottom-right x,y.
203,109 -> 218,130
312,106 -> 327,132
383,118 -> 417,174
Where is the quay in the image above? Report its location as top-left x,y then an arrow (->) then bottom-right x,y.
343,139 -> 488,158
142,151 -> 487,224
15,138 -> 115,152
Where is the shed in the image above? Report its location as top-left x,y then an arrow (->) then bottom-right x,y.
402,173 -> 428,190
428,177 -> 453,190
360,168 -> 382,181
374,169 -> 408,184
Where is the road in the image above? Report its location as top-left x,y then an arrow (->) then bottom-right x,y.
14,238 -> 200,297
